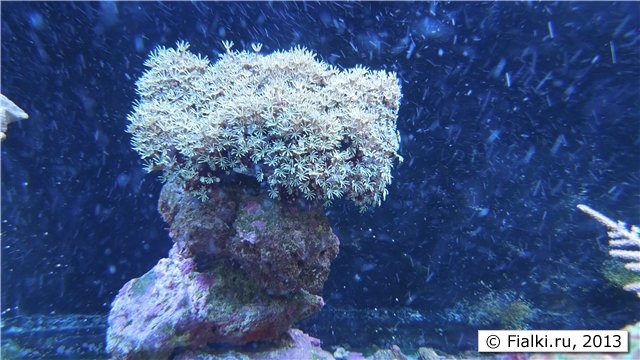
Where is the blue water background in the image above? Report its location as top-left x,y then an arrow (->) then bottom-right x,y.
2,1 -> 639,353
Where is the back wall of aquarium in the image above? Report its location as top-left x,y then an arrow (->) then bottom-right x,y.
2,1 -> 639,354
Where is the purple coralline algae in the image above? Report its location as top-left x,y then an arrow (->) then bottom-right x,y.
106,181 -> 339,359
158,181 -> 340,296
173,329 -> 335,360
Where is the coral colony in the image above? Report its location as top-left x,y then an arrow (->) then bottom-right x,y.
106,41 -> 402,358
127,40 -> 402,210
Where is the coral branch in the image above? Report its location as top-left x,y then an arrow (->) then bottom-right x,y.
0,93 -> 28,140
577,204 -> 640,297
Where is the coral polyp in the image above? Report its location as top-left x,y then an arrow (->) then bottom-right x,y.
127,41 -> 402,210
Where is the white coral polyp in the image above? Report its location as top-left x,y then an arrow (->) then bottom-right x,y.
127,41 -> 402,210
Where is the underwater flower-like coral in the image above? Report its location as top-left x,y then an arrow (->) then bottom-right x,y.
127,41 -> 402,210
